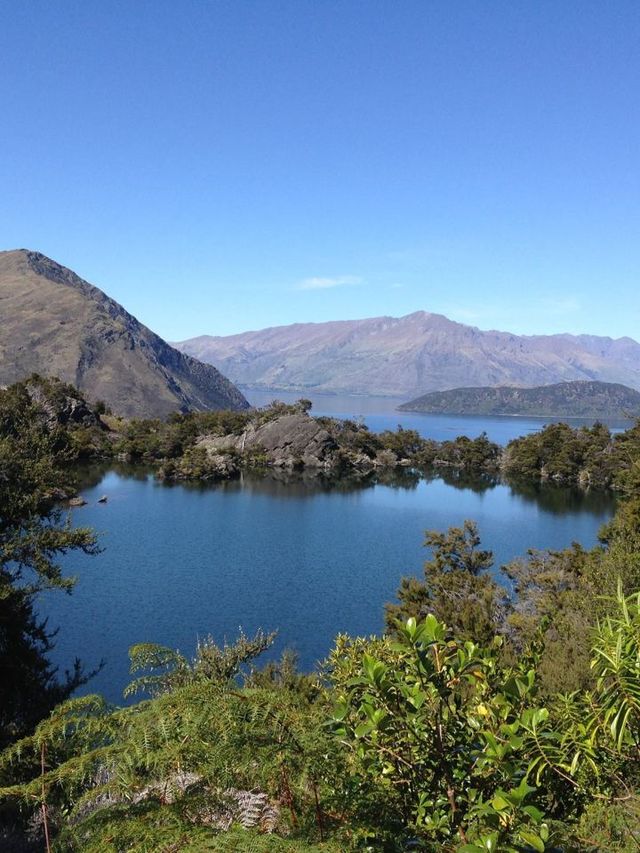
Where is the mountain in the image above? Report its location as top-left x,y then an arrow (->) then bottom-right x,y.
0,250 -> 249,418
398,381 -> 640,418
174,312 -> 640,399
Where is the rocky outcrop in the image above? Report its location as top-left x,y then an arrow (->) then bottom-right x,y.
0,249 -> 249,418
157,406 -> 404,482
197,413 -> 339,469
67,496 -> 87,507
25,377 -> 100,430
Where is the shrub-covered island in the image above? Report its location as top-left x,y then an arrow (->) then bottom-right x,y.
400,380 -> 640,418
8,374 -> 640,491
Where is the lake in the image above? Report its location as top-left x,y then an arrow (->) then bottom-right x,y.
42,461 -> 616,703
244,389 -> 633,443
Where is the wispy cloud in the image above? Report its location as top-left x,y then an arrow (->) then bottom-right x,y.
296,275 -> 363,291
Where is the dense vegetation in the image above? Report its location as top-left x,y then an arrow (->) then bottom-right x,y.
110,401 -> 503,480
399,380 -> 640,418
8,375 -> 640,491
0,380 -> 100,745
99,387 -> 640,491
4,375 -> 640,850
4,509 -> 640,850
503,421 -> 640,490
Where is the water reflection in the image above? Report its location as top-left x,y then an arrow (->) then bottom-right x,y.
421,468 -> 498,495
74,461 -> 155,489
73,461 -> 618,540
504,477 -> 617,517
73,461 -> 617,516
48,462 -> 617,703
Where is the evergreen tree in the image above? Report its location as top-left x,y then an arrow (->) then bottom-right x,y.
385,520 -> 503,645
0,382 -> 99,747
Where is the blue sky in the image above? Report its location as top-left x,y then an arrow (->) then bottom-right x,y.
1,1 -> 639,340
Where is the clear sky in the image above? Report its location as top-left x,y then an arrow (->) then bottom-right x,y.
1,1 -> 639,340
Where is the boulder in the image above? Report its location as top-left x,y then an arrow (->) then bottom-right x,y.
25,378 -> 100,430
197,413 -> 339,470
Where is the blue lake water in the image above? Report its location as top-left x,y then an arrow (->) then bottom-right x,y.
42,463 -> 616,704
244,389 -> 632,444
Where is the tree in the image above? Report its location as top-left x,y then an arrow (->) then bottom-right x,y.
0,382 -> 99,747
386,521 -> 503,646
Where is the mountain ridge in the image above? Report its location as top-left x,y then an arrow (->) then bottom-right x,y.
174,312 -> 640,398
0,249 -> 249,418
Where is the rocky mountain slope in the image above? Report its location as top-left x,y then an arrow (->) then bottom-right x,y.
0,250 -> 249,418
175,312 -> 640,399
399,380 -> 640,418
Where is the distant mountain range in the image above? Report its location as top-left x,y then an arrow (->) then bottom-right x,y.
175,312 -> 640,399
0,250 -> 248,418
399,381 -> 640,418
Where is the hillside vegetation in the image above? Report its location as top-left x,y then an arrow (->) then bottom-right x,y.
5,375 -> 640,494
3,375 -> 640,850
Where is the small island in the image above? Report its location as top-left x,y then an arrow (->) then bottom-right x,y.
399,380 -> 640,418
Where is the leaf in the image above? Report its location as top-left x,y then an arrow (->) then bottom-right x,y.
522,805 -> 544,822
519,830 -> 545,852
331,701 -> 349,722
354,721 -> 374,738
505,778 -> 535,807
490,794 -> 510,811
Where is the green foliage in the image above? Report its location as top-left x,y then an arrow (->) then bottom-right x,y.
503,497 -> 640,695
597,498 -> 640,592
503,545 -> 597,694
378,426 -> 426,458
59,813 -> 344,853
612,421 -> 640,495
329,615 -> 553,851
421,433 -> 502,472
563,798 -> 640,852
246,649 -> 323,704
590,585 -> 640,751
513,589 -> 640,850
0,632 -> 342,851
125,629 -> 277,697
0,379 -> 99,597
386,521 -> 503,646
0,381 -> 100,748
387,498 -> 640,702
8,592 -> 640,849
503,420 -> 640,489
114,409 -> 254,462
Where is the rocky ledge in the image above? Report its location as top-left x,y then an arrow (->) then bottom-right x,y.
160,411 -> 398,481
198,413 -> 338,469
